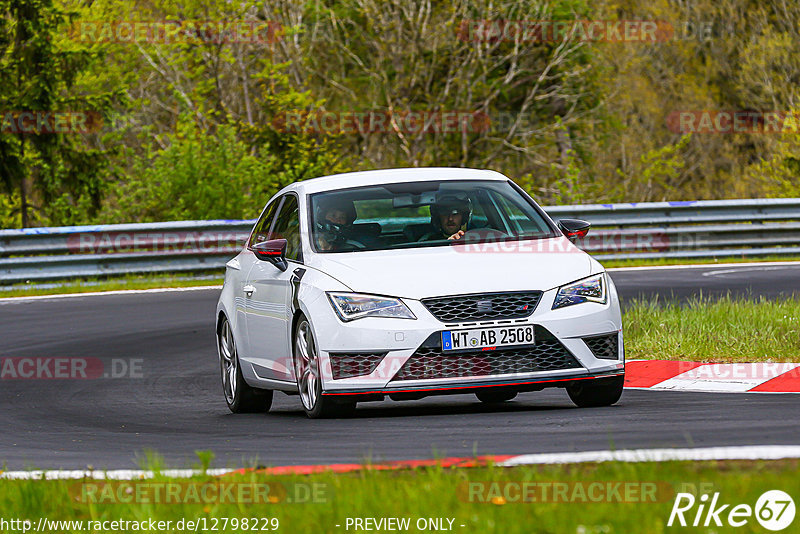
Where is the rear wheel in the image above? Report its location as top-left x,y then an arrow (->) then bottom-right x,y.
475,389 -> 518,403
218,316 -> 273,413
567,375 -> 624,408
294,317 -> 356,418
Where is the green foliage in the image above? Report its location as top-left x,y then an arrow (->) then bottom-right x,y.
194,451 -> 215,475
550,149 -> 587,205
4,0 -> 800,227
1,460 -> 799,533
104,116 -> 343,222
106,119 -> 270,222
0,0 -> 122,227
613,134 -> 692,202
741,115 -> 800,198
0,190 -> 21,229
87,0 -> 346,223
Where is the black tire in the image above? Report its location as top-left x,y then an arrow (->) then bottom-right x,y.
567,375 -> 624,408
294,316 -> 356,419
218,316 -> 273,414
475,389 -> 518,403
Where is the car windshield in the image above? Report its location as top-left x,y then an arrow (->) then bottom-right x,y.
309,180 -> 558,253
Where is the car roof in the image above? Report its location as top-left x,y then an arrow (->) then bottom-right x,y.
285,167 -> 509,196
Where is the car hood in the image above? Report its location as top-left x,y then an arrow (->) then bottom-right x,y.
305,236 -> 595,300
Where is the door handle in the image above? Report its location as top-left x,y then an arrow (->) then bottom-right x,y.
243,285 -> 256,297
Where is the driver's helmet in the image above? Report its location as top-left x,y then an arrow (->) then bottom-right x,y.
430,192 -> 472,230
314,197 -> 357,245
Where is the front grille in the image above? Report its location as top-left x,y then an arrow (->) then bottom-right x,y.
392,326 -> 580,381
583,333 -> 619,360
421,291 -> 543,323
329,352 -> 386,379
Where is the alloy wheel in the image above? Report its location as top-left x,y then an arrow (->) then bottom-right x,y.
295,320 -> 320,411
218,318 -> 238,404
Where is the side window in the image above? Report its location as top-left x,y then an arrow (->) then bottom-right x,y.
248,199 -> 280,248
270,195 -> 302,262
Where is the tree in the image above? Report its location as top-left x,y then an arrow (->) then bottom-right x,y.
0,0 -> 120,228
89,0 -> 346,223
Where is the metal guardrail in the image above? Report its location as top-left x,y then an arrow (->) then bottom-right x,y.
1,198 -> 799,283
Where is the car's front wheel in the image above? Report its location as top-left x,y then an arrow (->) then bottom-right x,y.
567,375 -> 624,408
294,316 -> 356,418
218,316 -> 273,413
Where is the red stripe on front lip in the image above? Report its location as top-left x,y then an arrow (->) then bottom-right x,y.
322,371 -> 623,396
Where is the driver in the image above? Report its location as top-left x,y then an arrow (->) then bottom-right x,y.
314,198 -> 363,251
418,192 -> 472,241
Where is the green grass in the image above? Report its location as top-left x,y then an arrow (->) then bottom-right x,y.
624,294 -> 800,362
1,459 -> 797,533
0,274 -> 223,298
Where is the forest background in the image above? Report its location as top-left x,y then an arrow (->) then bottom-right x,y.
2,0 -> 799,228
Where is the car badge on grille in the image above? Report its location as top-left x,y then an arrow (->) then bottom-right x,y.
476,299 -> 493,313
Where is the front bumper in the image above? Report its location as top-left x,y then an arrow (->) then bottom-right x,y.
322,369 -> 624,397
308,284 -> 625,394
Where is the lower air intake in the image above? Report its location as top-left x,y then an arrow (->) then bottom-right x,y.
582,333 -> 620,360
329,352 -> 386,379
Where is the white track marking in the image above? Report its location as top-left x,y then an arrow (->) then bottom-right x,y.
701,265 -> 800,276
0,285 -> 222,304
4,446 -> 800,479
608,260 -> 800,273
500,445 -> 800,466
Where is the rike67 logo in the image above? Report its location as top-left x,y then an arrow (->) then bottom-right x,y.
668,490 -> 795,531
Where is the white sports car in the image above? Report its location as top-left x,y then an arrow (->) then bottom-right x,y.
216,168 -> 624,418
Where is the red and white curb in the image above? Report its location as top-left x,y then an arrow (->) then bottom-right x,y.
3,446 -> 800,480
625,360 -> 800,393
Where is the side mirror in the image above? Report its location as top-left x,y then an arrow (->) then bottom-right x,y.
557,219 -> 591,243
249,239 -> 288,271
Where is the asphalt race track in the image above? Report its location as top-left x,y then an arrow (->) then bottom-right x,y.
610,262 -> 800,302
1,263 -> 799,470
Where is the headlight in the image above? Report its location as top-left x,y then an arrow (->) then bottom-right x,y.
327,292 -> 416,321
552,273 -> 607,310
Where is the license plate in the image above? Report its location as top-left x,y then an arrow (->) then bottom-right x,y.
442,325 -> 535,351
